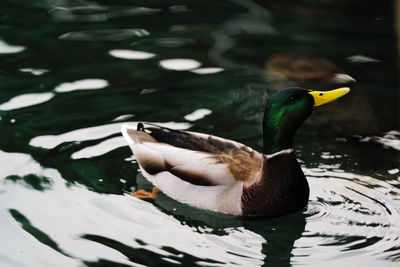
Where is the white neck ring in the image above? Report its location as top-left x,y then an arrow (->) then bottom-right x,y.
265,148 -> 293,159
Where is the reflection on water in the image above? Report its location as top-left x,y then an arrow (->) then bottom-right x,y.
49,5 -> 161,22
159,58 -> 202,71
59,29 -> 150,41
109,49 -> 156,60
0,39 -> 25,54
54,79 -> 109,93
358,131 -> 400,151
0,0 -> 399,266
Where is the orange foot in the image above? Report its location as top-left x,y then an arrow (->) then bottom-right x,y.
131,187 -> 161,199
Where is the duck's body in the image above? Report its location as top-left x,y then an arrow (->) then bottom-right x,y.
122,87 -> 350,217
122,124 -> 308,217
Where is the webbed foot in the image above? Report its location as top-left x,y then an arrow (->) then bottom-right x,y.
131,187 -> 161,199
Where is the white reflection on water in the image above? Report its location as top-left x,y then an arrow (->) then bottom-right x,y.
54,79 -> 109,93
2,146 -> 400,266
347,55 -> 380,63
0,92 -> 55,111
19,68 -> 49,76
71,136 -> 126,159
184,108 -> 212,121
295,165 -> 400,266
0,151 -> 43,178
0,151 -> 265,266
191,67 -> 224,75
109,49 -> 155,60
358,131 -> 400,151
0,151 -> 135,266
159,58 -> 201,71
388,169 -> 399,175
112,114 -> 135,122
0,39 -> 25,54
0,79 -> 109,111
29,121 -> 191,149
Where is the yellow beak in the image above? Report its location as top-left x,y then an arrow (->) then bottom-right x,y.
309,87 -> 350,107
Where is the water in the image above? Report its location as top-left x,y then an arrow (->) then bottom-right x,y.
0,0 -> 399,266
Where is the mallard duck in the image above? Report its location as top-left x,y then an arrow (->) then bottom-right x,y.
265,53 -> 375,136
122,87 -> 350,217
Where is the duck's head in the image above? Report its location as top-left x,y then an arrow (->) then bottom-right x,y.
263,87 -> 350,154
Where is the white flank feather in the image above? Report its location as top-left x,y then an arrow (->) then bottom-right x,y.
141,167 -> 243,215
121,124 -> 244,214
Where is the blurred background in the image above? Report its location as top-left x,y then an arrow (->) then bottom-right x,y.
0,0 -> 399,266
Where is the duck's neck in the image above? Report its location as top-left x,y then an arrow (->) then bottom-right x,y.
262,113 -> 295,155
265,148 -> 294,159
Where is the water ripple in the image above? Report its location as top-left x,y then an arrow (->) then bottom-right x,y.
59,29 -> 150,41
358,131 -> 400,151
50,5 -> 161,22
298,169 -> 400,264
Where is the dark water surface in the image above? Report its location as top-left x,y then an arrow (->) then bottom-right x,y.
1,0 -> 399,266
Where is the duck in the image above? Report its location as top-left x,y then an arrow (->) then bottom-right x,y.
265,53 -> 376,136
121,87 -> 350,217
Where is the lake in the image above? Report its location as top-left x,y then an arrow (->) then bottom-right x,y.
0,0 -> 399,266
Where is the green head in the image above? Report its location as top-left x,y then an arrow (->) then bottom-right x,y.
263,87 -> 350,154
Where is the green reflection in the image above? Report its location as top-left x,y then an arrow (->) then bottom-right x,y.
4,174 -> 52,191
82,235 -> 224,267
9,209 -> 70,257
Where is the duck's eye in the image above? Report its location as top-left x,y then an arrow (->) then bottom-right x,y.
288,95 -> 296,104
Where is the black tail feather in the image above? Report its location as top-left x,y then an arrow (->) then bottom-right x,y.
137,122 -> 145,131
141,122 -> 190,135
